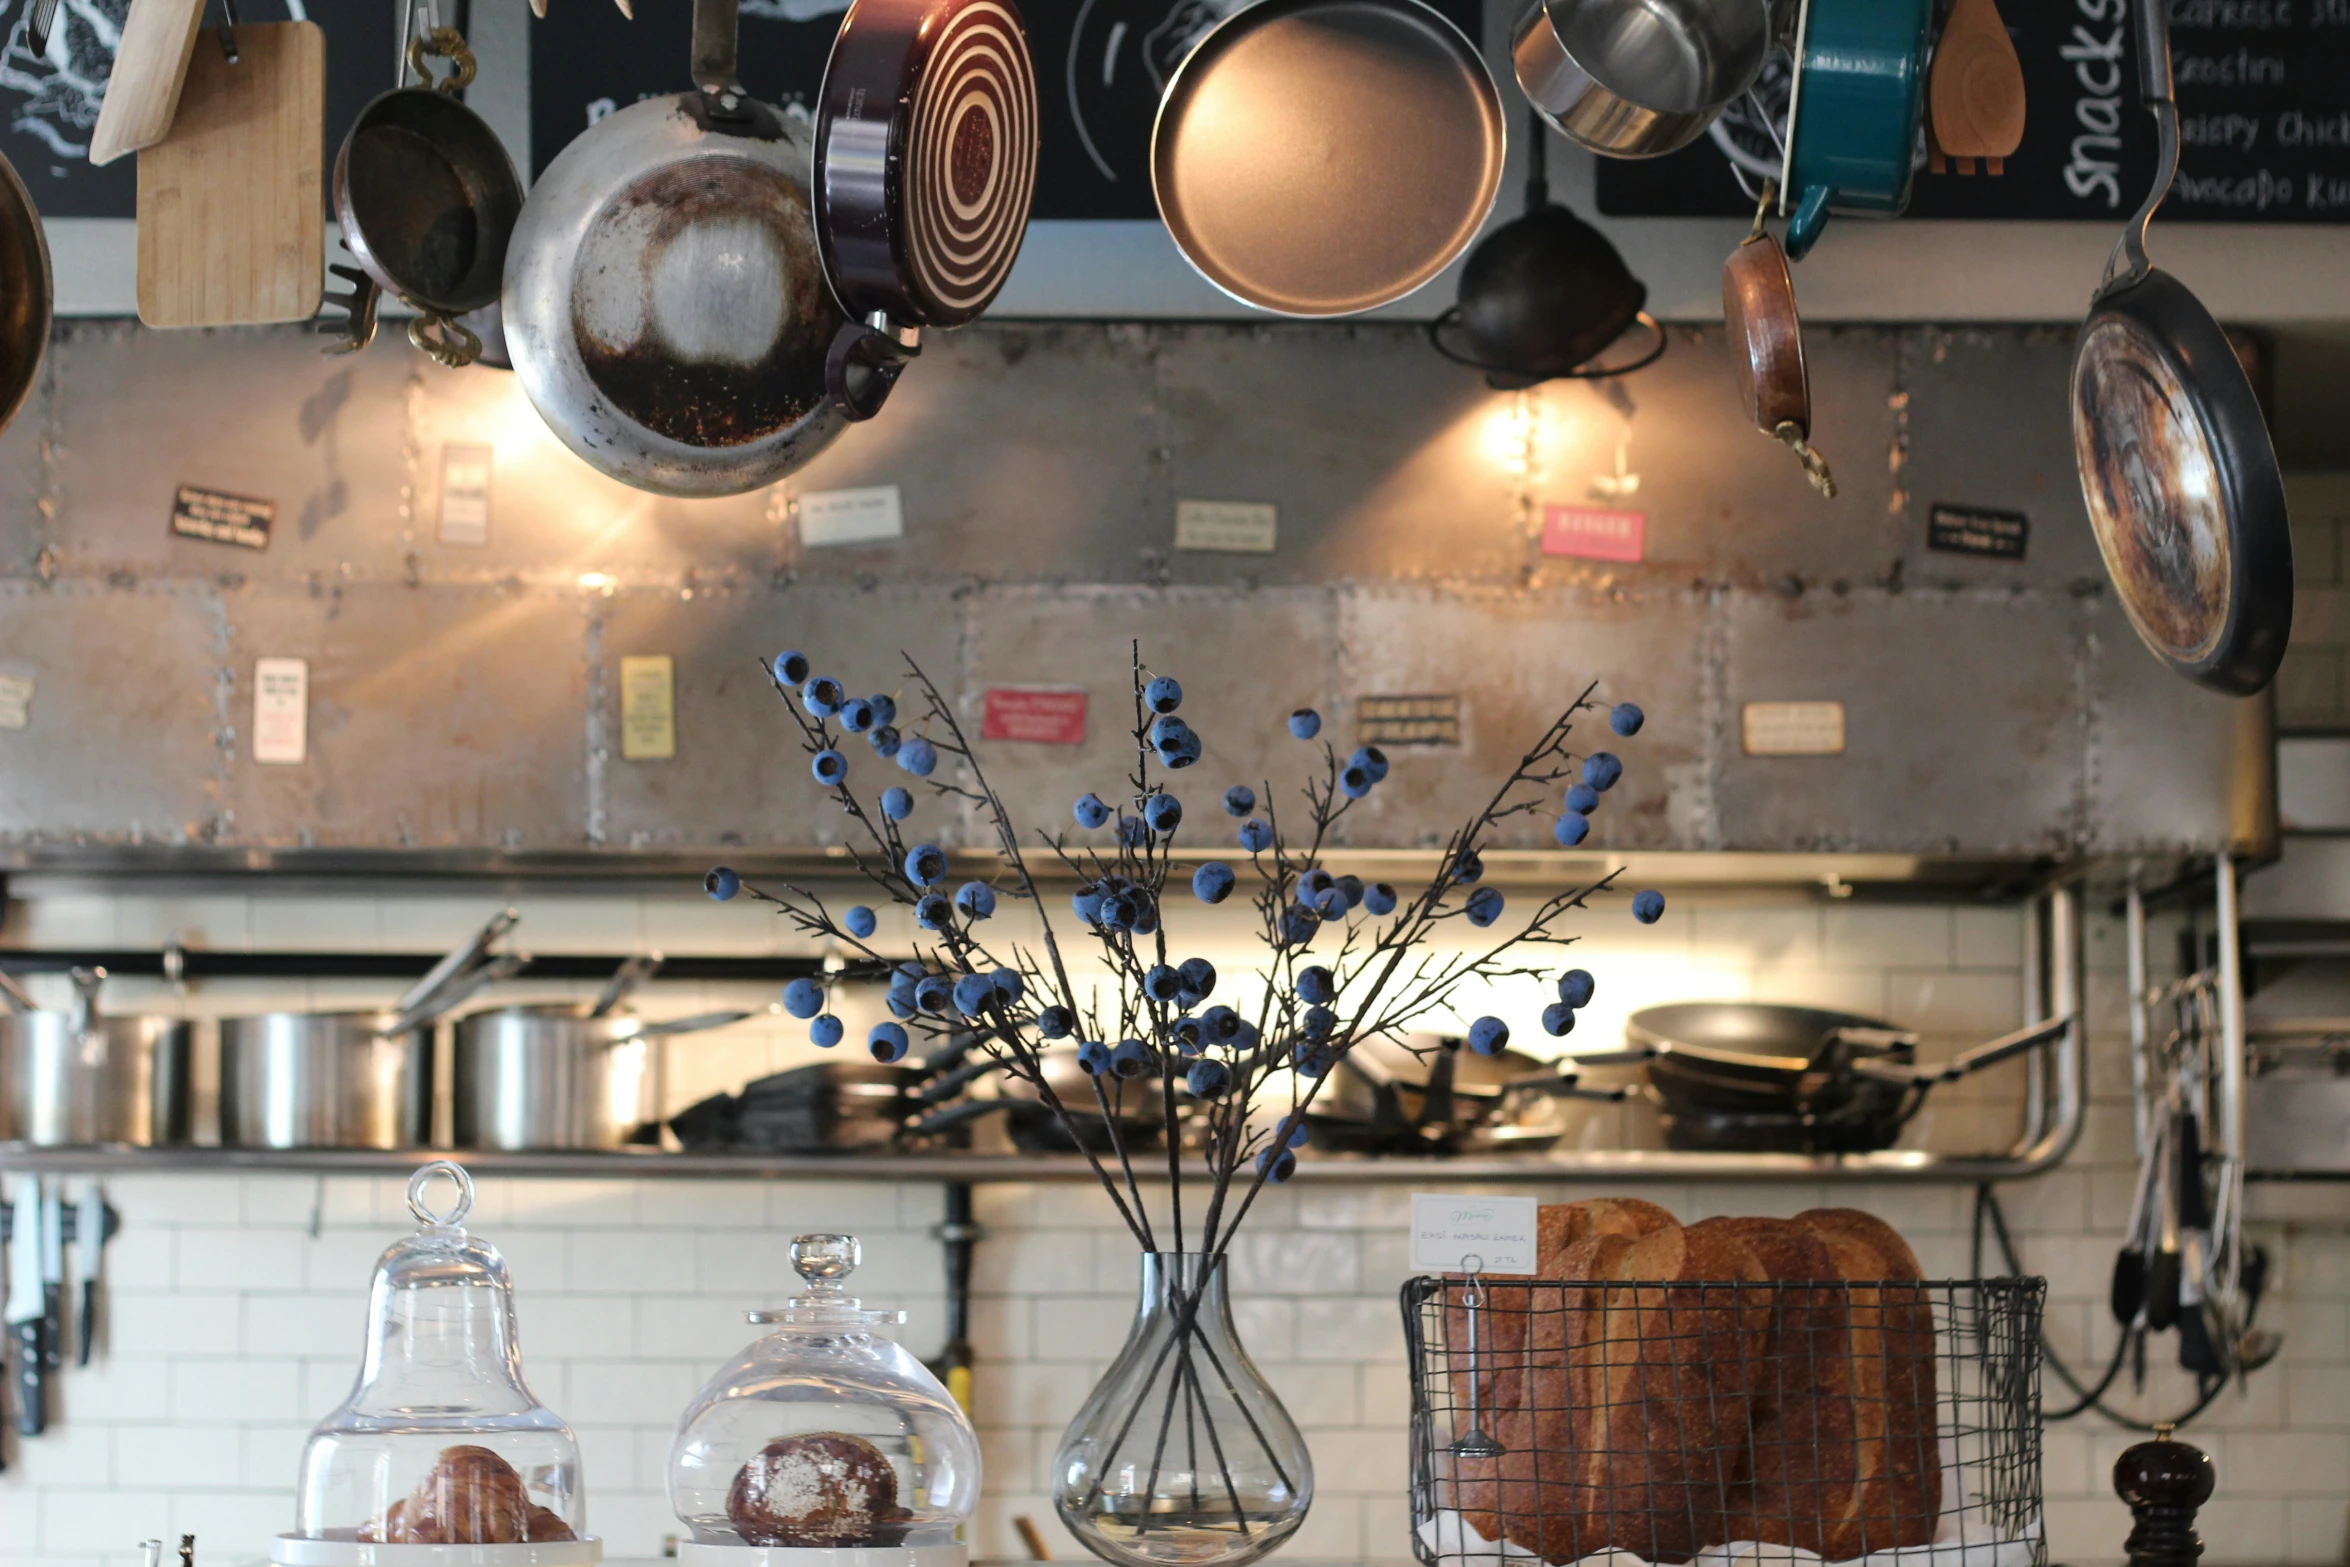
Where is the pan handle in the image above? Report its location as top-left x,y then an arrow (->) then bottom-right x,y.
2100,0 -> 2179,294
691,0 -> 744,98
827,322 -> 919,422
907,1099 -> 1009,1137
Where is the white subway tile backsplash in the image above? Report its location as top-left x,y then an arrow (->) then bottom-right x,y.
116,1426 -> 241,1491
169,1361 -> 303,1426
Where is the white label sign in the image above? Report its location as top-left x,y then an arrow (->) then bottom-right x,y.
439,443 -> 493,546
253,657 -> 309,765
0,673 -> 31,731
799,485 -> 905,547
1742,700 -> 1847,757
1410,1193 -> 1539,1276
1175,499 -> 1278,553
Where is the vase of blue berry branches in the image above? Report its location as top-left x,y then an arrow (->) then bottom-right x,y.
705,645 -> 1661,1567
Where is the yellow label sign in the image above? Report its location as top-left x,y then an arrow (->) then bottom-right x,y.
621,655 -> 676,761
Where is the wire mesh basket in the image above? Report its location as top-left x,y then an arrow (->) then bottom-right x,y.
1403,1274 -> 2047,1567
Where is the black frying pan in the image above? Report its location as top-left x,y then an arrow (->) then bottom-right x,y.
2070,0 -> 2290,697
813,0 -> 1038,420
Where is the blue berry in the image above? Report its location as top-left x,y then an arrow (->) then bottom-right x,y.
1558,969 -> 1595,1007
1302,1005 -> 1337,1039
1363,882 -> 1398,915
868,1022 -> 910,1063
1258,1148 -> 1298,1182
1299,869 -> 1334,899
881,786 -> 914,820
1223,785 -> 1256,817
1610,702 -> 1645,737
887,964 -> 921,1006
1075,793 -> 1111,829
1202,1005 -> 1241,1042
1340,765 -> 1373,798
1350,745 -> 1391,783
1166,731 -> 1203,769
1077,1040 -> 1112,1075
1467,1016 -> 1510,1056
1129,892 -> 1160,936
809,1014 -> 844,1048
1451,850 -> 1484,885
1466,886 -> 1505,927
1338,875 -> 1364,909
1238,819 -> 1274,853
1144,794 -> 1183,834
1632,888 -> 1666,924
1178,957 -> 1217,1001
1282,1116 -> 1311,1150
782,978 -> 824,1019
992,969 -> 1025,1004
1292,1041 -> 1337,1077
1109,1038 -> 1153,1079
1281,904 -> 1320,946
1555,812 -> 1591,848
904,844 -> 948,885
1186,1058 -> 1232,1098
1146,676 -> 1184,715
869,694 -> 898,726
837,698 -> 876,734
914,974 -> 954,1013
1144,964 -> 1184,1003
1097,890 -> 1139,933
1584,752 -> 1624,792
1541,1002 -> 1577,1037
898,737 -> 939,776
886,993 -> 917,1020
844,905 -> 878,939
1313,887 -> 1347,920
1037,1005 -> 1076,1039
1172,1016 -> 1205,1054
1193,862 -> 1236,904
1073,885 -> 1106,924
1112,814 -> 1144,849
811,748 -> 848,786
1289,709 -> 1321,740
772,651 -> 812,686
1566,782 -> 1600,814
953,973 -> 996,1017
1148,715 -> 1191,753
705,866 -> 741,901
801,676 -> 844,718
955,882 -> 997,920
915,893 -> 952,930
870,725 -> 902,759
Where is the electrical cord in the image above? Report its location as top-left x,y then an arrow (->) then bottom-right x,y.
1972,1184 -> 2228,1431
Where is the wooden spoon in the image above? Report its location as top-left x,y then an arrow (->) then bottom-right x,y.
1929,0 -> 2025,175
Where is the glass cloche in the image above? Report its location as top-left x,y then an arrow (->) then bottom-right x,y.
275,1161 -> 598,1564
668,1234 -> 980,1565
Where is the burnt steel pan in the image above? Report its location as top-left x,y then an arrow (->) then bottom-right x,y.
2071,0 -> 2289,696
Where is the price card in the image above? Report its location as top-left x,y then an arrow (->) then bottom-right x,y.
1410,1193 -> 1538,1275
253,658 -> 308,764
799,485 -> 905,547
621,655 -> 677,760
0,673 -> 30,731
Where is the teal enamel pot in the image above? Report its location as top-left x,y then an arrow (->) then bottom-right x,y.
1777,0 -> 1932,260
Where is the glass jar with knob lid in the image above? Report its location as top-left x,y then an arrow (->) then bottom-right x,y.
668,1233 -> 979,1567
273,1160 -> 599,1566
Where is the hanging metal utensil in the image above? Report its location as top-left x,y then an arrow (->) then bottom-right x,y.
2071,0 -> 2290,695
1722,177 -> 1833,497
587,951 -> 664,1019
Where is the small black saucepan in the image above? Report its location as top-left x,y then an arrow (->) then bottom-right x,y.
813,0 -> 1038,419
329,27 -> 523,368
2071,0 -> 2290,696
908,1047 -> 1163,1155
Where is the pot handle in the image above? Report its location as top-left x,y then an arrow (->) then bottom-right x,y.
827,321 -> 917,422
1783,185 -> 1831,261
691,0 -> 743,98
67,966 -> 104,1036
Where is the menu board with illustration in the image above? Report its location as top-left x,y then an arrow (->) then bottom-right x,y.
1595,0 -> 2350,223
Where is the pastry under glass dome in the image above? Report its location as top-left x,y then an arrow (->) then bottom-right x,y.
668,1234 -> 979,1567
274,1160 -> 598,1565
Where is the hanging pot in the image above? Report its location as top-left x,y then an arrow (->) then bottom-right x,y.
0,149 -> 50,436
0,968 -> 192,1147
503,0 -> 850,496
1777,0 -> 1933,260
2071,0 -> 2290,696
329,27 -> 524,367
1509,0 -> 1769,159
451,1003 -> 748,1151
1428,113 -> 1663,388
812,0 -> 1038,419
1722,178 -> 1834,495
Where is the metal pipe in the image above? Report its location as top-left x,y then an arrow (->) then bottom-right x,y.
2021,893 -> 2050,1150
2213,851 -> 2248,1306
2126,868 -> 2152,1157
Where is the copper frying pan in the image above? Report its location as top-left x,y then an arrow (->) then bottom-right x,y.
1721,182 -> 1833,498
1150,0 -> 1504,317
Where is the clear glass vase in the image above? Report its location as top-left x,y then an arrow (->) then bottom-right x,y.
1052,1252 -> 1313,1567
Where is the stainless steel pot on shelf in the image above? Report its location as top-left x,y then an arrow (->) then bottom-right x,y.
217,1010 -> 435,1150
0,968 -> 192,1147
451,1004 -> 748,1151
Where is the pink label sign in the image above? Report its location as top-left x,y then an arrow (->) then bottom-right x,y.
983,688 -> 1088,744
1542,505 -> 1646,563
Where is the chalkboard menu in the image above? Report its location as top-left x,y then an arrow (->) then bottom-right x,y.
0,0 -> 395,218
1596,0 -> 2350,222
528,0 -> 1483,221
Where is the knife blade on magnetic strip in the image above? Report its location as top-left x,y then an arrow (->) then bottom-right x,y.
7,1175 -> 48,1435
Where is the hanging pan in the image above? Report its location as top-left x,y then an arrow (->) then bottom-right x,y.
328,25 -> 524,367
2070,0 -> 2289,696
1151,0 -> 1504,316
813,0 -> 1038,420
0,150 -> 50,437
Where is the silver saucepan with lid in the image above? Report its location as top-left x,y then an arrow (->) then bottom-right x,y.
0,967 -> 193,1147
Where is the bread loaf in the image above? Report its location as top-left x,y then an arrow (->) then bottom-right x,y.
356,1444 -> 576,1545
728,1431 -> 912,1547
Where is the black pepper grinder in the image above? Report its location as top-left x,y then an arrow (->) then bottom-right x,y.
2114,1423 -> 2215,1567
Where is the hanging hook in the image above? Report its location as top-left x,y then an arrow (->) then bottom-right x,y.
214,0 -> 238,63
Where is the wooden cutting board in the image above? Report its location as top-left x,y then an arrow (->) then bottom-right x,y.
89,0 -> 207,167
136,20 -> 324,327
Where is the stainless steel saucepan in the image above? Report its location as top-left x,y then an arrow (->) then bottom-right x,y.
217,909 -> 524,1150
451,994 -> 751,1151
1510,0 -> 1768,158
0,967 -> 193,1147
